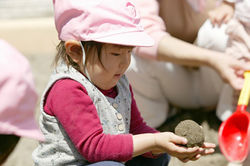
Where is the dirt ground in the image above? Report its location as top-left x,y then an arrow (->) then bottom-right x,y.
0,17 -> 244,166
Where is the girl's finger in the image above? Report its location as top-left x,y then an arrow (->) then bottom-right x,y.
169,144 -> 198,155
186,146 -> 200,153
176,146 -> 200,156
168,133 -> 188,145
179,157 -> 189,163
186,149 -> 201,161
202,142 -> 216,148
190,154 -> 201,161
203,148 -> 215,155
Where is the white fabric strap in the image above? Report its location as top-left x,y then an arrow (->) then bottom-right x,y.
223,0 -> 238,3
80,42 -> 91,81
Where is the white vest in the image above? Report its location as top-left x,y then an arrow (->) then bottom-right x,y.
32,62 -> 132,166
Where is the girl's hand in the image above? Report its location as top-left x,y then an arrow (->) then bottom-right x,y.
153,132 -> 215,162
208,1 -> 234,27
187,142 -> 216,162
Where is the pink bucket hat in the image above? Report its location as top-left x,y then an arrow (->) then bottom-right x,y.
53,0 -> 154,47
0,39 -> 44,141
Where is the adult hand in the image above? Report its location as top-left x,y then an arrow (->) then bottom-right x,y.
208,53 -> 250,90
154,132 -> 215,163
157,34 -> 250,90
208,1 -> 234,27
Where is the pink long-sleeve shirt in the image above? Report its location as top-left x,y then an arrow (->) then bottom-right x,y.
131,0 -> 217,59
131,0 -> 167,59
44,78 -> 158,162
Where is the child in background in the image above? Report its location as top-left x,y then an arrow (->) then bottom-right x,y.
209,0 -> 250,120
209,1 -> 250,166
32,0 -> 216,165
0,39 -> 44,165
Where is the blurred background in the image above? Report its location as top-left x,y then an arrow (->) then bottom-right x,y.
0,0 -> 57,165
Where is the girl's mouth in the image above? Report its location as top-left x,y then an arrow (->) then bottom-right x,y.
114,74 -> 121,77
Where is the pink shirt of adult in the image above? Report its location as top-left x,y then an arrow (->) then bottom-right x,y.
131,0 -> 218,59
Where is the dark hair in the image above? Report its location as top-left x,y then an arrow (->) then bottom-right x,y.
53,41 -> 103,71
0,135 -> 20,165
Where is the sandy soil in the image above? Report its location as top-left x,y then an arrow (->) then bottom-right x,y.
0,17 -> 239,166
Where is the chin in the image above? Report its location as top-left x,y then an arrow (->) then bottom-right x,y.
111,81 -> 119,88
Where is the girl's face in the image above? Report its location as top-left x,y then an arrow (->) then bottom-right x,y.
86,44 -> 132,90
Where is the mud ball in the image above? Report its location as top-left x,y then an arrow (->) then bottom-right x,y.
174,120 -> 205,147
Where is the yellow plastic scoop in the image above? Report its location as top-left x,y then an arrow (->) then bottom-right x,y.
219,71 -> 250,162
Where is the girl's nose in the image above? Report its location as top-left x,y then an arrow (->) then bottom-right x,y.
120,53 -> 131,68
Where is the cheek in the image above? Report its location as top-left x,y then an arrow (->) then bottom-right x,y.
127,55 -> 131,66
122,54 -> 131,70
86,61 -> 102,78
101,57 -> 116,72
103,63 -> 116,73
93,64 -> 105,75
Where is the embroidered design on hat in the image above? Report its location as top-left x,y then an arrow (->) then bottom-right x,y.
126,2 -> 136,17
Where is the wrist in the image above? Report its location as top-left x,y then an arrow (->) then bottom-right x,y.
223,0 -> 236,3
202,49 -> 222,68
132,133 -> 159,157
223,0 -> 235,7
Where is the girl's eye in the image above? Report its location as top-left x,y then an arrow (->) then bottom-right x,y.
111,53 -> 120,56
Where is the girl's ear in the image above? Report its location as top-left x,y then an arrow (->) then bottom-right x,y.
65,40 -> 83,63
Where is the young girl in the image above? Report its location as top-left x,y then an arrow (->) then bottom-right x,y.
0,39 -> 44,165
32,0 -> 216,165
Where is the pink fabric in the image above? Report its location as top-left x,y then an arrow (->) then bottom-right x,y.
44,79 -> 157,162
235,0 -> 250,24
185,0 -> 206,12
226,19 -> 250,60
226,0 -> 250,61
53,0 -> 154,47
131,0 -> 208,59
0,39 -> 44,141
131,0 -> 169,59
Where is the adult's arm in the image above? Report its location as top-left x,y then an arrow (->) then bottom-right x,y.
157,30 -> 250,90
132,0 -> 250,90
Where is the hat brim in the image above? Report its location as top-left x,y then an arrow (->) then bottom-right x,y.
0,119 -> 45,141
92,31 -> 154,47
